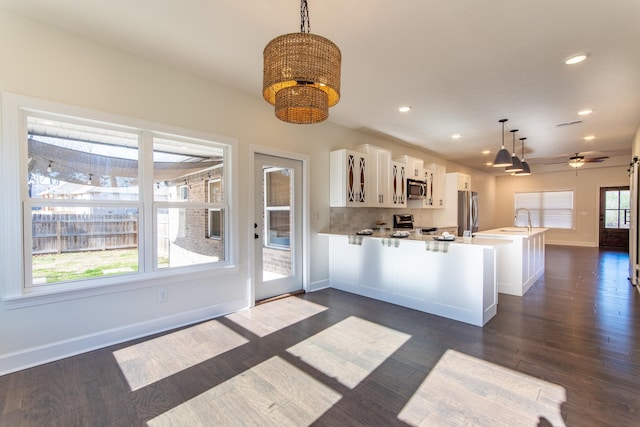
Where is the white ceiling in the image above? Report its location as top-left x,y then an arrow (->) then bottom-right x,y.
2,0 -> 639,174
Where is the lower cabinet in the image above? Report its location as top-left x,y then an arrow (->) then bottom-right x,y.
328,234 -> 499,326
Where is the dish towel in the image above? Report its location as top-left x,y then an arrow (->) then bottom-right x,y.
348,235 -> 364,245
380,238 -> 401,248
425,240 -> 449,253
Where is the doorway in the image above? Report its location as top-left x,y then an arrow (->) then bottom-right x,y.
253,153 -> 303,301
599,186 -> 630,249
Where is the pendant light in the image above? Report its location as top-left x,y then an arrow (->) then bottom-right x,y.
262,0 -> 341,124
515,137 -> 531,176
492,119 -> 513,168
505,129 -> 523,172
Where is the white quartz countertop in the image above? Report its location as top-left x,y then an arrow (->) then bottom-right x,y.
321,230 -> 510,248
474,227 -> 548,238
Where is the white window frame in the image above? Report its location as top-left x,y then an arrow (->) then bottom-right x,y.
208,209 -> 223,239
514,189 -> 575,229
0,93 -> 239,308
263,167 -> 291,250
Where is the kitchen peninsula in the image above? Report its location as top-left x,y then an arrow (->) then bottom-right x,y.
326,232 -> 510,327
474,227 -> 547,296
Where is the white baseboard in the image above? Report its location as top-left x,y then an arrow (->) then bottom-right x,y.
307,279 -> 330,292
0,297 -> 247,376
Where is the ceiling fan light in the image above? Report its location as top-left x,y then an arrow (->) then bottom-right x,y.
569,160 -> 585,168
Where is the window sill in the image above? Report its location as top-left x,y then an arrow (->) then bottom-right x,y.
2,263 -> 240,310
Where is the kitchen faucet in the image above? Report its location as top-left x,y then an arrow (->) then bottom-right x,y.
514,207 -> 532,233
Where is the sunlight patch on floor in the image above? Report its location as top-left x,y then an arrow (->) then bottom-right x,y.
225,296 -> 328,337
287,316 -> 411,389
113,320 -> 248,391
147,356 -> 342,426
398,349 -> 566,426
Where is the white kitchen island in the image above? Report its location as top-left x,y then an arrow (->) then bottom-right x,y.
326,233 -> 509,326
473,227 -> 547,296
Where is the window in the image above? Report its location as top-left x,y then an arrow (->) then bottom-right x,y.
1,94 -> 236,300
264,167 -> 291,249
604,189 -> 630,229
514,190 -> 574,229
208,209 -> 223,239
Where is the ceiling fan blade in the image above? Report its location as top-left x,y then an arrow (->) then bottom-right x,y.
583,156 -> 609,163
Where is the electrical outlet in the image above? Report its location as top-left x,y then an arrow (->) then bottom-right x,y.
158,289 -> 168,302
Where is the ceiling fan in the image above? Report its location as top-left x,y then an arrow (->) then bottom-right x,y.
546,152 -> 609,168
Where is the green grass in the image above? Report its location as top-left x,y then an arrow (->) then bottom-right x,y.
32,249 -> 139,284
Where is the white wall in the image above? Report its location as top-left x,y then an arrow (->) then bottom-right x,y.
0,9 -> 496,373
0,9 -> 346,373
495,165 -> 629,246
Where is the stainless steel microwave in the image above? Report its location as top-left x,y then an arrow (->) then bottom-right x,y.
407,179 -> 426,199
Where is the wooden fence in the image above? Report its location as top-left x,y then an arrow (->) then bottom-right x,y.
32,213 -> 138,255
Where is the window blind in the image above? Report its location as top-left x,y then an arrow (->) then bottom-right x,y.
514,190 -> 574,229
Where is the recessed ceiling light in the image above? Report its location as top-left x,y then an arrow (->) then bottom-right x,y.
451,134 -> 462,139
482,150 -> 491,155
584,135 -> 596,140
398,106 -> 411,113
578,109 -> 593,116
564,53 -> 588,65
485,162 -> 493,166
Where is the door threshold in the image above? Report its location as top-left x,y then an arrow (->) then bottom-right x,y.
256,290 -> 305,305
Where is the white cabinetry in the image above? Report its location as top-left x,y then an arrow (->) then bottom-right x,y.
395,155 -> 424,179
330,149 -> 368,207
424,163 -> 446,208
456,172 -> 471,191
353,144 -> 392,207
328,234 -> 500,326
473,228 -> 547,296
391,161 -> 407,207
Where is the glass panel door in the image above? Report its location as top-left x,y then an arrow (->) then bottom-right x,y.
599,186 -> 630,249
254,154 -> 302,301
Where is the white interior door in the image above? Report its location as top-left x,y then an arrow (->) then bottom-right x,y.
254,153 -> 303,301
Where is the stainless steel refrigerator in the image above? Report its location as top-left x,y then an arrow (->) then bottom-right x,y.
457,191 -> 478,236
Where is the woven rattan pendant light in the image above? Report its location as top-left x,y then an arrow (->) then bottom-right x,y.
263,0 -> 341,124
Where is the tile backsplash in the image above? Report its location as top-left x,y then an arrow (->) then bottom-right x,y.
330,207 -> 435,233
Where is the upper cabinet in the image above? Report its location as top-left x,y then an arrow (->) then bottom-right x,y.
330,146 -> 446,209
391,161 -> 407,207
352,144 -> 392,207
456,172 -> 471,191
394,155 -> 424,179
424,163 -> 446,208
330,149 -> 368,207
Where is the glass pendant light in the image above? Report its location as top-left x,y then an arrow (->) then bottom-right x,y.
505,129 -> 523,172
515,137 -> 531,176
492,119 -> 513,168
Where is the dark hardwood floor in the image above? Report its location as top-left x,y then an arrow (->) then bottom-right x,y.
1,245 -> 638,426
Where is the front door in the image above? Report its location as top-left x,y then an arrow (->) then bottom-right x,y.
254,154 -> 303,301
599,186 -> 630,249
